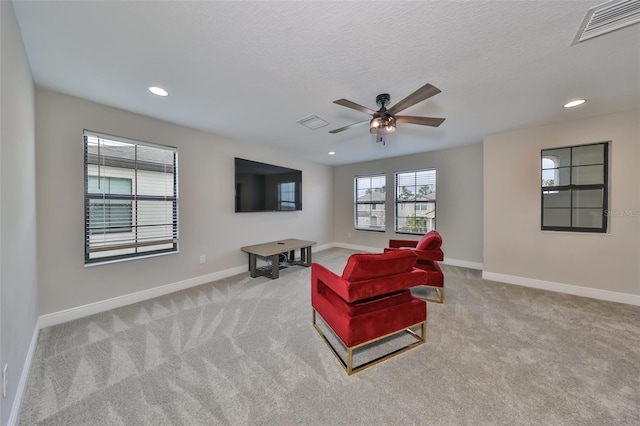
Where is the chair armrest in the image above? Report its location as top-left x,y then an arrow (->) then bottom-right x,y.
311,262 -> 351,302
388,239 -> 418,249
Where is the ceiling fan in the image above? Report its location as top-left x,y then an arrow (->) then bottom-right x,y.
328,83 -> 445,143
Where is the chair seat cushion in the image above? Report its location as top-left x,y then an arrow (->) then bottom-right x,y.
320,284 -> 413,317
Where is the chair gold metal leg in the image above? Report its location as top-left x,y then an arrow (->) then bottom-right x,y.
415,285 -> 444,304
312,310 -> 426,375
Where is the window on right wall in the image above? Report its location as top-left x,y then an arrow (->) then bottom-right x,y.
395,169 -> 436,234
541,141 -> 609,233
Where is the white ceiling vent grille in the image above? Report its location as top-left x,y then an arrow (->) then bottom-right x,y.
296,114 -> 329,130
573,0 -> 640,44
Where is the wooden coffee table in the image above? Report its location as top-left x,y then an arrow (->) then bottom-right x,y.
240,238 -> 316,279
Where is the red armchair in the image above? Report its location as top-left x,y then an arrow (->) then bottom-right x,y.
384,230 -> 445,303
311,250 -> 428,375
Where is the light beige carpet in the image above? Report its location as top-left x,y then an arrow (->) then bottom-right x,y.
19,248 -> 640,425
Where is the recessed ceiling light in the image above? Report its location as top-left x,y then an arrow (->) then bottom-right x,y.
328,151 -> 336,155
564,99 -> 586,108
149,86 -> 168,97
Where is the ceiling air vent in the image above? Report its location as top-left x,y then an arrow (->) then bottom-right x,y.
573,0 -> 640,44
296,114 -> 329,130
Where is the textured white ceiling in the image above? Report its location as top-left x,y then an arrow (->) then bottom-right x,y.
12,0 -> 640,165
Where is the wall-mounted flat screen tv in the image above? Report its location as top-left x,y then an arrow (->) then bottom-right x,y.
234,157 -> 302,212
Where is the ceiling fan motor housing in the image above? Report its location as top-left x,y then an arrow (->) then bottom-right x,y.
370,94 -> 395,134
376,93 -> 391,108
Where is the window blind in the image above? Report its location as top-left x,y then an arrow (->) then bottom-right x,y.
84,131 -> 178,264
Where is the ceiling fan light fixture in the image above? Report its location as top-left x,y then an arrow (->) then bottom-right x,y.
369,116 -> 396,134
369,118 -> 380,134
385,116 -> 396,133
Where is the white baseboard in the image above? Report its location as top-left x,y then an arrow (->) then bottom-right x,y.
332,243 -> 483,271
38,243 -> 334,328
312,243 -> 334,253
8,322 -> 40,426
39,265 -> 247,328
483,271 -> 640,307
333,242 -> 382,253
17,242 -> 337,421
443,258 -> 483,270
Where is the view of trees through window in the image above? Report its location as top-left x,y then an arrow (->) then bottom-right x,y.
354,175 -> 386,230
395,169 -> 436,234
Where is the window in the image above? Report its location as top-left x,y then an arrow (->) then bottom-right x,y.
354,175 -> 386,231
84,131 -> 178,264
395,169 -> 436,234
541,141 -> 608,233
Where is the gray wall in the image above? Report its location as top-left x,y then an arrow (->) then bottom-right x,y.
333,143 -> 483,266
484,109 -> 640,296
35,89 -> 333,315
0,1 -> 39,424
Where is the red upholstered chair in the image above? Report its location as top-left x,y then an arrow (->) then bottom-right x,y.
384,230 -> 445,303
311,251 -> 428,375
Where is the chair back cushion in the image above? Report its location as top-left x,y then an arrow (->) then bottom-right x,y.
341,251 -> 418,282
415,230 -> 443,251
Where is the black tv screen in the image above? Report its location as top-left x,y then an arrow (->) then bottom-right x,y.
234,157 -> 302,212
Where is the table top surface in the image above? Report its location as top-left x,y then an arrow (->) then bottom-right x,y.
240,238 -> 316,257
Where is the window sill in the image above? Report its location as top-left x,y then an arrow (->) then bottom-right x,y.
540,230 -> 611,236
84,249 -> 179,267
355,228 -> 386,233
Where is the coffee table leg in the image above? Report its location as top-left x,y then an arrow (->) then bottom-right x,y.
300,246 -> 311,266
270,254 -> 279,279
248,254 -> 258,278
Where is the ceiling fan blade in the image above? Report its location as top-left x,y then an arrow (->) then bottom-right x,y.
328,120 -> 370,134
387,83 -> 441,116
333,99 -> 377,116
395,116 -> 445,127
